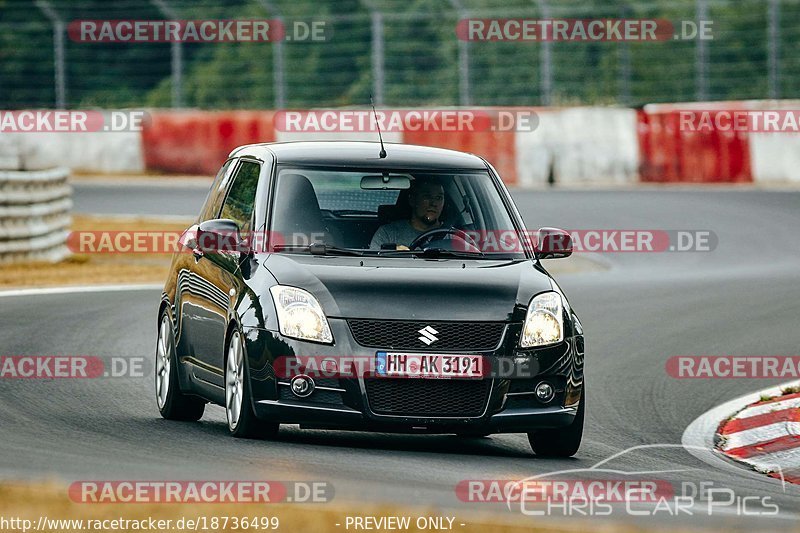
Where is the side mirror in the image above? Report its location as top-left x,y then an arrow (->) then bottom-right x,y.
196,219 -> 245,253
535,227 -> 572,259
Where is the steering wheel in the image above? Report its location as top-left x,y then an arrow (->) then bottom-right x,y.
408,227 -> 483,254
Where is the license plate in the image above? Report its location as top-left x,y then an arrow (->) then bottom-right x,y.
375,352 -> 484,379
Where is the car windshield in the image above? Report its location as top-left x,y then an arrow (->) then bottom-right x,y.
268,166 -> 528,259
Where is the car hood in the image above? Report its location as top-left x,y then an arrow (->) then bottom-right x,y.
262,254 -> 553,321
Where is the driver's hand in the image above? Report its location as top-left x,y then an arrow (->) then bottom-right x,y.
396,245 -> 410,251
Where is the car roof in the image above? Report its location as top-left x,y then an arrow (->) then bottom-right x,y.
229,141 -> 488,170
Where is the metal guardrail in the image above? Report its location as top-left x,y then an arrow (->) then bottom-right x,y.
0,167 -> 72,264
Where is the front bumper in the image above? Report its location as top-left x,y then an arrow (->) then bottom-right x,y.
243,318 -> 584,434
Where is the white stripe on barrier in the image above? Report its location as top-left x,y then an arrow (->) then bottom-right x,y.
0,167 -> 70,181
0,245 -> 70,264
0,183 -> 72,205
737,398 -> 800,419
515,108 -> 639,186
721,422 -> 800,451
0,197 -> 72,218
0,214 -> 70,240
738,448 -> 800,474
750,133 -> 800,183
0,230 -> 70,254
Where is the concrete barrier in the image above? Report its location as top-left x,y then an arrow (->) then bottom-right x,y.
516,107 -> 639,186
746,100 -> 800,184
1,111 -> 144,173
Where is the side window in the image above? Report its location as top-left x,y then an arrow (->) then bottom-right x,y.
199,159 -> 236,221
220,160 -> 261,232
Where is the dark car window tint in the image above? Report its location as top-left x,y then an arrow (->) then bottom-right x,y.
307,172 -> 400,212
220,161 -> 261,231
199,159 -> 235,221
271,167 -> 525,257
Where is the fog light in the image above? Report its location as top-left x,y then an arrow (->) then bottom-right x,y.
290,375 -> 315,398
535,381 -> 555,403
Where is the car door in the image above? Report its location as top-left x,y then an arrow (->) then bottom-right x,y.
188,159 -> 262,392
175,158 -> 236,378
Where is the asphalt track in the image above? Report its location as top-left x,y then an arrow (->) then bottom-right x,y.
71,181 -> 209,217
2,186 -> 799,530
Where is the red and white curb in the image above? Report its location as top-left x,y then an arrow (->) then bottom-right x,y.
682,380 -> 800,487
717,391 -> 800,484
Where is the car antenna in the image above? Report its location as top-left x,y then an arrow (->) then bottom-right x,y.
370,95 -> 387,159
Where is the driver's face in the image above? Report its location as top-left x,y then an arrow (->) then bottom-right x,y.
410,183 -> 444,226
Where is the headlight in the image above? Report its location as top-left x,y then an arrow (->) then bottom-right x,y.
520,292 -> 564,348
270,285 -> 333,344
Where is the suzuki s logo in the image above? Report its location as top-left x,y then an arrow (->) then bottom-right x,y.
418,326 -> 439,345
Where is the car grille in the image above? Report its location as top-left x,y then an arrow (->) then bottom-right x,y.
348,320 -> 506,351
365,378 -> 491,417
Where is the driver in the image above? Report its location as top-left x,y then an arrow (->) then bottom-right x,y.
370,178 -> 445,250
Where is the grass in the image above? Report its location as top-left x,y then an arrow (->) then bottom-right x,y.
0,482 -> 659,533
0,215 -> 191,289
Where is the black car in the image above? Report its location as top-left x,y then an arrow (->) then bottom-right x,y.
155,141 -> 585,457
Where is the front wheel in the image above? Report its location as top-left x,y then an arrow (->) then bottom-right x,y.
527,388 -> 585,457
225,329 -> 279,439
155,312 -> 205,421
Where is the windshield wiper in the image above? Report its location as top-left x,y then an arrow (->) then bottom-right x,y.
417,247 -> 486,259
331,209 -> 377,217
376,247 -> 488,259
273,243 -> 364,256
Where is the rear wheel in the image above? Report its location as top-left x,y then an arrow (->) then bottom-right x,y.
155,312 -> 205,421
527,387 -> 585,457
225,329 -> 279,439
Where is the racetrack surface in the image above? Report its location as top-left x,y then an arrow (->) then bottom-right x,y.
71,181 -> 209,217
2,187 -> 799,530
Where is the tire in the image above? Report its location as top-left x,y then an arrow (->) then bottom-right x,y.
527,387 -> 585,457
225,329 -> 279,439
155,312 -> 205,421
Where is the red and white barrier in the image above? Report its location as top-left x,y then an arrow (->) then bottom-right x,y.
717,392 -> 800,485
638,100 -> 800,184
3,102 -> 799,184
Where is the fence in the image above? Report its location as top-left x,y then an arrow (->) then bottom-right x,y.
2,0 -> 798,110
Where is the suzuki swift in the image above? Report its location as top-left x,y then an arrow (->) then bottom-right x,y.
155,141 -> 585,457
